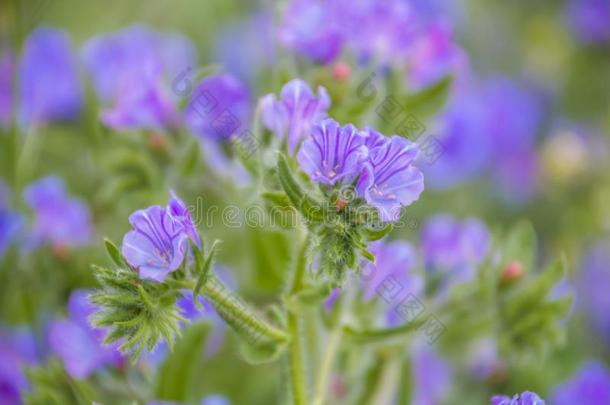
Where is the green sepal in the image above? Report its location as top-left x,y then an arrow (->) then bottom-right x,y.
277,153 -> 304,209
192,240 -> 220,308
104,238 -> 126,268
362,222 -> 394,241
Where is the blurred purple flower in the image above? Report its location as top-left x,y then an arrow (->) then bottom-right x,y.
23,176 -> 93,248
184,74 -> 251,141
550,361 -> 610,405
0,210 -> 22,261
18,28 -> 82,129
0,327 -> 38,404
82,25 -> 196,131
491,391 -> 546,405
49,290 -> 123,379
122,205 -> 188,282
201,395 -> 230,405
421,214 -> 490,283
279,0 -> 345,64
412,346 -> 452,405
357,134 -> 424,222
0,51 -> 13,127
578,241 -> 610,342
297,118 -> 366,186
261,79 -> 330,153
566,0 -> 610,43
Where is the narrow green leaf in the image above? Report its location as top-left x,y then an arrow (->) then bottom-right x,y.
104,238 -> 125,267
193,240 -> 219,303
277,153 -> 304,209
362,222 -> 394,241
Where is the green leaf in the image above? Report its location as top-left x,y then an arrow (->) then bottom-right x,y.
401,75 -> 453,118
502,220 -> 537,272
179,139 -> 201,175
155,322 -> 211,401
300,194 -> 325,226
104,238 -> 126,267
193,240 -> 219,305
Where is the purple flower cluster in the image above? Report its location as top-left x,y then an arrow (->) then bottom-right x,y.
566,0 -> 610,43
278,0 -> 466,83
491,391 -> 546,405
297,119 -> 424,222
83,25 -> 196,132
24,176 -> 93,248
121,193 -> 199,282
49,289 -> 124,379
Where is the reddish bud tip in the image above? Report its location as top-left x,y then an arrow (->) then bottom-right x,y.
501,260 -> 524,283
149,133 -> 167,150
332,62 -> 351,81
336,199 -> 346,210
52,243 -> 70,260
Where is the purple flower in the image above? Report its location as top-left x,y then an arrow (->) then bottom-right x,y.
566,0 -> 610,43
201,395 -> 231,405
297,118 -> 367,186
412,346 -> 452,405
261,79 -> 330,153
167,191 -> 201,248
23,176 -> 93,248
356,132 -> 424,222
279,0 -> 345,64
184,74 -> 251,141
49,290 -> 123,379
550,361 -> 610,405
491,391 -> 546,405
0,327 -> 38,404
420,214 -> 490,283
18,28 -> 82,129
82,25 -> 196,131
121,205 -> 188,282
0,210 -> 22,261
0,51 -> 13,127
578,241 -> 610,342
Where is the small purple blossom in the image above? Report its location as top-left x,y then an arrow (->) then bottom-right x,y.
49,290 -> 123,379
357,132 -> 424,222
184,74 -> 251,141
421,214 -> 490,283
261,79 -> 330,153
491,391 -> 546,405
0,51 -> 13,127
18,28 -> 82,129
550,361 -> 610,405
82,25 -> 196,132
578,241 -> 610,342
23,176 -> 93,248
297,118 -> 367,186
122,205 -> 188,282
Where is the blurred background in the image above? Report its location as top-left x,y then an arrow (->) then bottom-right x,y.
0,0 -> 609,404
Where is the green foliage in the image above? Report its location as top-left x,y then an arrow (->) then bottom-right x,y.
192,240 -> 220,308
89,265 -> 185,361
24,359 -> 97,405
155,322 -> 211,401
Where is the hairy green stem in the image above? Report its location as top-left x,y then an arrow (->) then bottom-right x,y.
312,326 -> 342,405
286,234 -> 311,405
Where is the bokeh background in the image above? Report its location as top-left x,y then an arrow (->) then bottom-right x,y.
1,0 -> 610,404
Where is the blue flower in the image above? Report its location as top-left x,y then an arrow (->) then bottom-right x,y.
550,361 -> 610,405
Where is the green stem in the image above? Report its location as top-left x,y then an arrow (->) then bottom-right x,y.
312,326 -> 342,405
176,276 -> 289,343
286,234 -> 311,405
